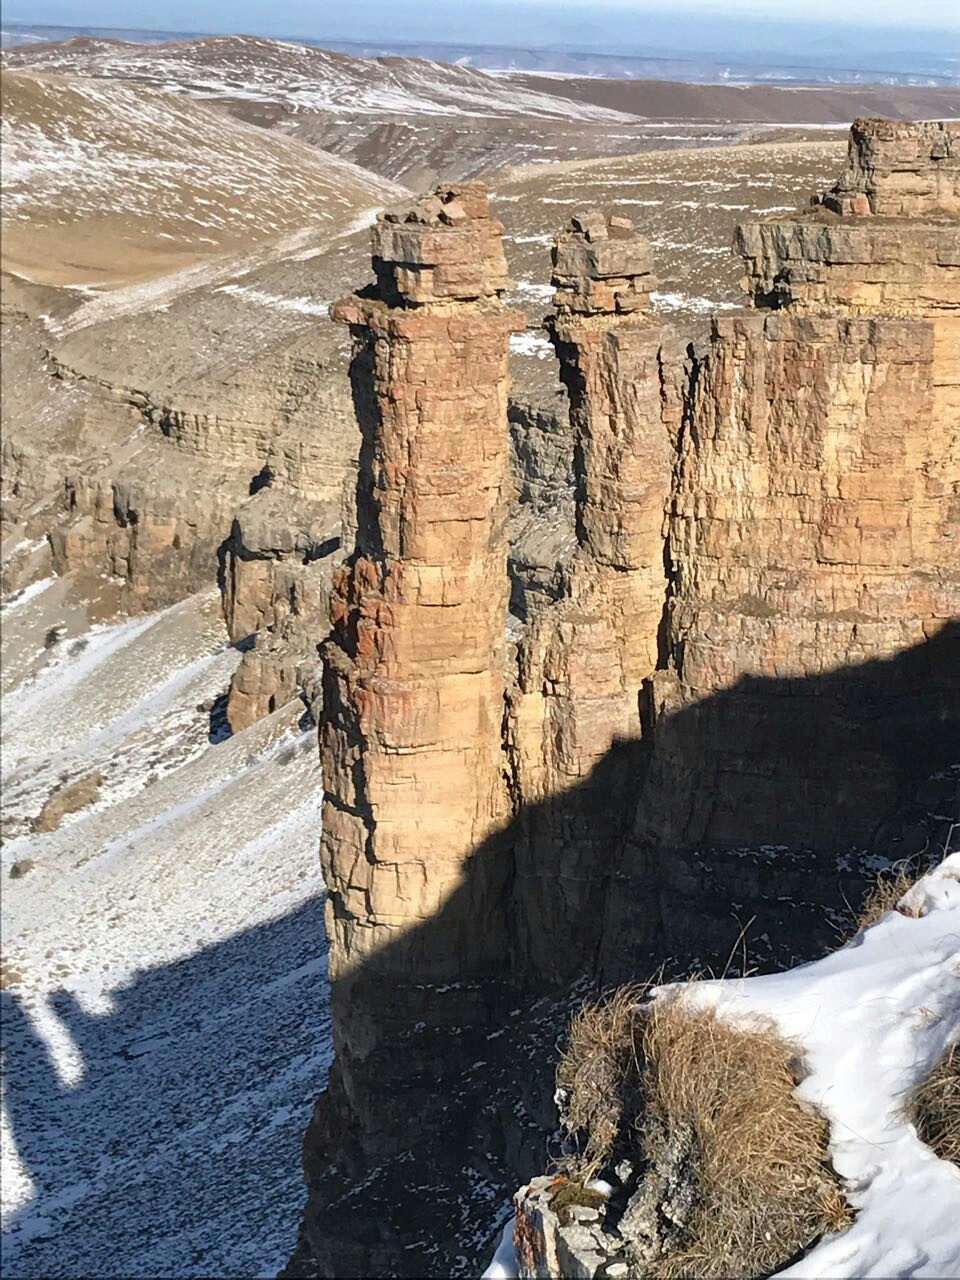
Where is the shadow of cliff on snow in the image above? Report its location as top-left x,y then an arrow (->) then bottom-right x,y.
295,621 -> 960,1278
1,895 -> 332,1279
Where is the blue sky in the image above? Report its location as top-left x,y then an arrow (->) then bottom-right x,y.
8,0 -> 959,46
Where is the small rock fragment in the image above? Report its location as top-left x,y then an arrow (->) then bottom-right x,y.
31,772 -> 104,834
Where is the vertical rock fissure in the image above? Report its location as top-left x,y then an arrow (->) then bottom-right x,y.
504,211 -> 678,982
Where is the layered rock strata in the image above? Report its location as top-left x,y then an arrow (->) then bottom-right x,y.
507,212 -> 677,980
818,116 -> 958,217
298,184 -> 529,1275
1,284 -> 350,726
604,117 -> 960,973
320,182 -> 521,986
300,123 -> 960,1278
221,491 -> 340,730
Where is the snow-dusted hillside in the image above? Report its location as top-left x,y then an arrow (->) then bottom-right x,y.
1,35 -> 636,122
0,583 -> 330,1277
1,67 -> 405,287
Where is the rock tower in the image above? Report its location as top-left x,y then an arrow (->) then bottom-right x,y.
297,123 -> 960,1277
506,211 -> 677,981
298,185 -> 526,1276
321,183 -> 520,989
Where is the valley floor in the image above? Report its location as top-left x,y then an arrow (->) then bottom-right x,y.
0,584 -> 330,1278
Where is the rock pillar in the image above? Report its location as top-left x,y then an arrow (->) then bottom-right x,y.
321,184 -> 521,990
549,211 -> 678,693
507,212 -> 678,980
299,184 -> 525,1276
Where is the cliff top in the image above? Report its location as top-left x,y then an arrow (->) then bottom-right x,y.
551,210 -> 656,317
368,182 -> 512,306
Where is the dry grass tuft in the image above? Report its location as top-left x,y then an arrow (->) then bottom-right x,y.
910,1041 -> 960,1166
642,994 -> 853,1279
856,861 -> 925,931
555,983 -> 648,1179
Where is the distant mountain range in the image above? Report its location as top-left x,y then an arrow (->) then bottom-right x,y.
2,20 -> 958,86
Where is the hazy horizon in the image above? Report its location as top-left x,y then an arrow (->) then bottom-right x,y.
5,0 -> 959,58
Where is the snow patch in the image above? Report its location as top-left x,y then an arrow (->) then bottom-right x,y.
510,331 -> 554,360
666,854 -> 960,1279
1,577 -> 55,612
214,284 -> 330,315
651,291 -> 739,314
508,279 -> 554,304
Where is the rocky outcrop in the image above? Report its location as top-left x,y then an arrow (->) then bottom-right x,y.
30,770 -> 103,834
1,286 -> 351,722
49,456 -> 245,611
220,490 -> 340,730
506,213 -> 677,982
604,116 -> 960,975
513,1177 -> 619,1279
818,116 -> 958,218
298,124 -> 960,1278
736,119 -> 958,321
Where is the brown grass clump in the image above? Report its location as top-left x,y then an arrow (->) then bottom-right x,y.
910,1041 -> 960,1166
641,996 -> 852,1277
856,860 -> 925,931
555,983 -> 648,1179
555,983 -> 854,1278
642,995 -> 853,1279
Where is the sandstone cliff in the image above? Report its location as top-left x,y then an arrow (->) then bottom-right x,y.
320,183 -> 521,987
605,116 -> 959,976
296,121 -> 959,1278
1,277 -> 355,733
507,212 -> 677,981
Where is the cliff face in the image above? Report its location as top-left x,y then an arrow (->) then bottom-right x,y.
298,121 -> 960,1277
320,184 -> 521,993
605,116 -> 959,974
507,213 -> 677,981
1,290 -> 353,732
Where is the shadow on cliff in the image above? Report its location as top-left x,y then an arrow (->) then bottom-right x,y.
296,620 -> 960,1278
1,894 -> 333,1279
3,629 -> 957,1280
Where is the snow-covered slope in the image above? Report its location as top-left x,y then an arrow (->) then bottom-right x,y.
1,67 -> 405,287
0,584 -> 329,1277
1,34 -> 637,122
686,855 -> 960,1279
485,854 -> 960,1279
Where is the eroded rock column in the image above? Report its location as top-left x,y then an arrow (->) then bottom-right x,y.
321,185 -> 521,992
297,191 -> 526,1277
507,212 -> 678,979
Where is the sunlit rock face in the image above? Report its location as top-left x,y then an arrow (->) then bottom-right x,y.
319,184 -> 523,990
297,123 -> 960,1278
606,116 -> 960,973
